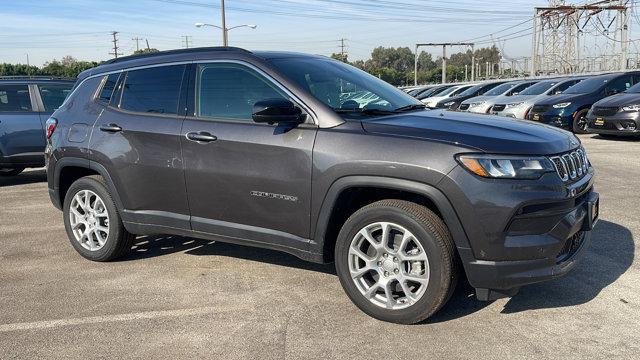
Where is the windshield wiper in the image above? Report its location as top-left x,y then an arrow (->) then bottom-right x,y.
394,103 -> 426,112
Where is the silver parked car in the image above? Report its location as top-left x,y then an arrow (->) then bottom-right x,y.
459,80 -> 538,114
491,78 -> 586,119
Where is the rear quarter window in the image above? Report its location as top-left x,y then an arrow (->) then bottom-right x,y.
0,85 -> 33,112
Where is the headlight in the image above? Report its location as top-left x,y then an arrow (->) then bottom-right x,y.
506,102 -> 524,108
470,101 -> 486,107
622,104 -> 640,111
457,154 -> 555,179
553,102 -> 571,108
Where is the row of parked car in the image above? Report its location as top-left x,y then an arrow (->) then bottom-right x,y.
404,71 -> 640,137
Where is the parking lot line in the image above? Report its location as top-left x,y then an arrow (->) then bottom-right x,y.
0,307 -> 222,333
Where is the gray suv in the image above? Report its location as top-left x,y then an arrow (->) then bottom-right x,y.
46,48 -> 599,324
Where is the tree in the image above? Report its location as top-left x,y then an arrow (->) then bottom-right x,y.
367,46 -> 414,73
134,48 -> 160,55
330,52 -> 348,63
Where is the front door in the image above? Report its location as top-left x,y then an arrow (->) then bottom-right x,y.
181,62 -> 316,249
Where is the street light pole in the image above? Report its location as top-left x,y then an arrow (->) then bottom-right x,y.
220,0 -> 228,46
195,22 -> 256,46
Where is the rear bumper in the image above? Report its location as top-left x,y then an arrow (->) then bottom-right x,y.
459,190 -> 598,300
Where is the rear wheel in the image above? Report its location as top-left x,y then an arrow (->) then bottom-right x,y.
572,109 -> 589,134
63,176 -> 134,261
0,167 -> 25,177
335,199 -> 457,324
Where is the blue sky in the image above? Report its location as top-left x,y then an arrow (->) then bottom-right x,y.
0,0 -> 580,66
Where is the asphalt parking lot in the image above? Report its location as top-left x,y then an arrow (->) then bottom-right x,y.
0,134 -> 639,359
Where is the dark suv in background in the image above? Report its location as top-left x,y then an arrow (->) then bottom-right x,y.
46,48 -> 598,324
527,72 -> 640,133
0,77 -> 74,176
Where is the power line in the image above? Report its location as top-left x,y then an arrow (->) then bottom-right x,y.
182,35 -> 193,48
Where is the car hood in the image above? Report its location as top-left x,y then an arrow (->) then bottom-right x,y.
593,93 -> 640,107
534,93 -> 588,106
461,95 -> 495,105
493,94 -> 536,105
361,110 -> 579,155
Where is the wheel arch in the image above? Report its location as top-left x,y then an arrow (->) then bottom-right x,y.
54,157 -> 125,212
313,176 -> 471,263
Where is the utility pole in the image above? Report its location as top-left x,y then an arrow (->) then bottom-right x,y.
145,39 -> 151,51
132,37 -> 143,52
182,35 -> 193,49
465,64 -> 468,82
414,42 -> 474,84
221,0 -> 228,46
109,31 -> 123,58
25,54 -> 29,67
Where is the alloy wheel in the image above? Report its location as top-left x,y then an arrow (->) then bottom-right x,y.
69,190 -> 110,251
348,222 -> 430,310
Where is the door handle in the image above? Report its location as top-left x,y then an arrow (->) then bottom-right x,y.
99,124 -> 122,133
186,131 -> 217,143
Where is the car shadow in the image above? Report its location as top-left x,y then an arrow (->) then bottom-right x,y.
0,169 -> 46,187
120,219 -> 633,322
592,134 -> 640,142
121,234 -> 336,275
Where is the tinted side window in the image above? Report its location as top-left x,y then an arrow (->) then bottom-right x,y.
196,63 -> 288,121
98,73 -> 120,103
120,65 -> 185,115
509,83 -> 532,96
553,80 -> 577,94
0,85 -> 32,112
38,84 -> 73,111
606,76 -> 632,94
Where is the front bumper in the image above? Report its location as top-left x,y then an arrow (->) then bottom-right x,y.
492,106 -> 528,119
439,164 -> 598,300
527,109 -> 574,129
586,112 -> 640,135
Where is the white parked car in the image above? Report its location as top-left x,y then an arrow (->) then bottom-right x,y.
421,84 -> 475,108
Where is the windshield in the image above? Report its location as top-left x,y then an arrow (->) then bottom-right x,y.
484,83 -> 515,96
268,57 -> 422,114
563,76 -> 611,94
626,82 -> 640,93
520,81 -> 557,95
433,86 -> 460,96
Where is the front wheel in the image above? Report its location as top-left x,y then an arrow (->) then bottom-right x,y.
0,167 -> 25,177
335,200 -> 457,324
63,176 -> 135,261
572,109 -> 589,134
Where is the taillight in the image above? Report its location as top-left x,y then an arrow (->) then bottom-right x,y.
523,107 -> 531,120
46,117 -> 57,140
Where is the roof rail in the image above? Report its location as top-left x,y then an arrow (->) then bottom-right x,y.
102,46 -> 252,65
0,75 -> 75,81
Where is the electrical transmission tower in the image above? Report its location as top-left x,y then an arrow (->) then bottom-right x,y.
531,0 -> 631,75
109,31 -> 123,59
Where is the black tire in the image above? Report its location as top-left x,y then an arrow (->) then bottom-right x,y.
572,109 -> 589,134
334,199 -> 458,324
63,175 -> 135,261
0,167 -> 25,177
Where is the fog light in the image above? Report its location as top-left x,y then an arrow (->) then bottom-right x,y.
626,122 -> 637,131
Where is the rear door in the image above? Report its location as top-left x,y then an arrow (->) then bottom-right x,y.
0,84 -> 44,159
181,62 -> 316,247
89,65 -> 191,229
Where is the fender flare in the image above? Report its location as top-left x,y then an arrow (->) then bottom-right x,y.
54,157 -> 125,211
312,176 -> 471,252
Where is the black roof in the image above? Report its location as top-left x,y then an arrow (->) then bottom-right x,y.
102,46 -> 252,65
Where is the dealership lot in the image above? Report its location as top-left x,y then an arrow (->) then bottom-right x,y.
0,134 -> 638,359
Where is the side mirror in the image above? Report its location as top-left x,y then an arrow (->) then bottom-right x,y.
252,98 -> 306,125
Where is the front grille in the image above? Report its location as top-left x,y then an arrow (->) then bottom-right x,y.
549,148 -> 589,182
458,103 -> 470,111
592,106 -> 619,116
492,104 -> 506,112
531,104 -> 550,113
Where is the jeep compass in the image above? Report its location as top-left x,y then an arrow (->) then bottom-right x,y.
46,48 -> 599,324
